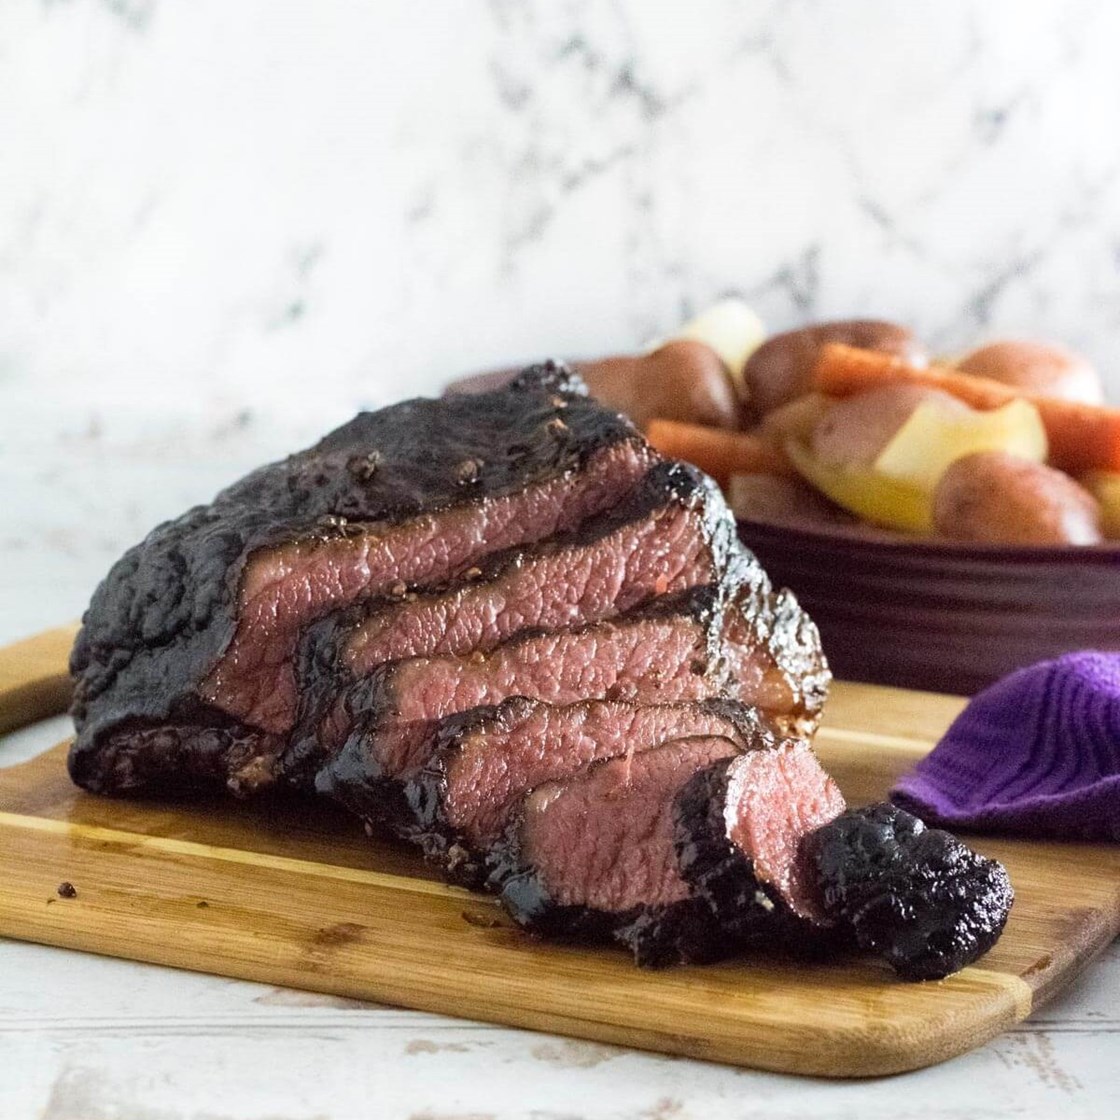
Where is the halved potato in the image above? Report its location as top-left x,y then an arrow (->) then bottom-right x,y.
1082,471 -> 1120,539
874,397 -> 1047,491
785,439 -> 932,533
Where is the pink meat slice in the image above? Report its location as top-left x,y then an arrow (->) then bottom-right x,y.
358,604 -> 741,778
199,440 -> 653,733
343,485 -> 719,673
520,738 -> 739,912
434,698 -> 769,849
724,744 -> 846,920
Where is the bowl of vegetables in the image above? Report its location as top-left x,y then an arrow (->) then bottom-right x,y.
629,309 -> 1120,696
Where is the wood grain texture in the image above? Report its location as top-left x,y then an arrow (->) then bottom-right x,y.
0,625 -> 76,735
1,630 -> 1118,1078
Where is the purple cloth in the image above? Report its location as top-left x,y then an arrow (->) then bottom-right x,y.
891,652 -> 1120,841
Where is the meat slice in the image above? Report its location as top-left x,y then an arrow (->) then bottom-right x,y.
69,364 -> 655,796
283,461 -> 736,783
396,698 -> 779,885
674,745 -> 847,947
492,737 -> 742,967
342,462 -> 734,672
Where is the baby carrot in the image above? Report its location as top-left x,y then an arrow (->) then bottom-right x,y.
645,418 -> 794,485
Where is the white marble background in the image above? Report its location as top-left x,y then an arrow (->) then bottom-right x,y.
3,3 -> 1120,1116
4,0 -> 1120,425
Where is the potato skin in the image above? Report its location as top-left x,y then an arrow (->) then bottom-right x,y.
809,385 -> 966,471
726,472 -> 850,528
756,392 -> 829,447
742,319 -> 927,417
956,340 -> 1103,404
932,451 -> 1102,546
579,340 -> 740,430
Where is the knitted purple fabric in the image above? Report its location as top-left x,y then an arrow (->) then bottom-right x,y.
891,652 -> 1120,841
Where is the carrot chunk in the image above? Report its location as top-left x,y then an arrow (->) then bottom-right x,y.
813,344 -> 1120,473
645,419 -> 793,485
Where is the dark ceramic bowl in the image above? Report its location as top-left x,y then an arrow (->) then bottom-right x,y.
738,519 -> 1120,696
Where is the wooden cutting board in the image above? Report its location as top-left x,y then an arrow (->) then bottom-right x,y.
2,628 -> 1118,1078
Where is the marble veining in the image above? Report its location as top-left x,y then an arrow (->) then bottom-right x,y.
2,0 -> 1120,435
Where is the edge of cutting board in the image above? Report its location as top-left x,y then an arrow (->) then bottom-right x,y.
0,625 -> 75,735
1,626 -> 1118,1078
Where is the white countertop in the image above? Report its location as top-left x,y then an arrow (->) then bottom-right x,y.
2,421 -> 1118,1119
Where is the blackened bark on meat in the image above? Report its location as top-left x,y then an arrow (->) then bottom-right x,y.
490,810 -> 732,969
69,363 -> 648,795
724,579 -> 830,737
71,712 -> 284,799
673,750 -> 850,960
673,761 -> 792,947
803,803 -> 1014,980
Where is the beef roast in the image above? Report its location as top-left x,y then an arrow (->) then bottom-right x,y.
282,460 -> 737,784
69,364 -> 655,796
396,697 -> 779,885
492,737 -> 742,966
318,559 -> 826,821
63,354 -> 1015,979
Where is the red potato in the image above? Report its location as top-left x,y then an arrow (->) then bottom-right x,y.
742,319 -> 927,417
956,340 -> 1103,405
808,385 -> 967,471
727,472 -> 851,528
756,393 -> 830,447
932,451 -> 1102,546
579,340 -> 740,431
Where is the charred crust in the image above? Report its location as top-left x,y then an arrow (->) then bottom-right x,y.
673,761 -> 786,946
66,701 -> 284,799
454,458 -> 484,485
672,759 -> 840,960
346,450 -> 382,481
803,803 -> 1014,981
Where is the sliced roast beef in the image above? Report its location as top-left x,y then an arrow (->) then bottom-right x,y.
317,585 -> 733,815
492,737 -> 743,966
396,697 -> 779,885
675,744 -> 847,947
282,461 -> 737,784
314,542 -> 827,809
69,364 -> 656,796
